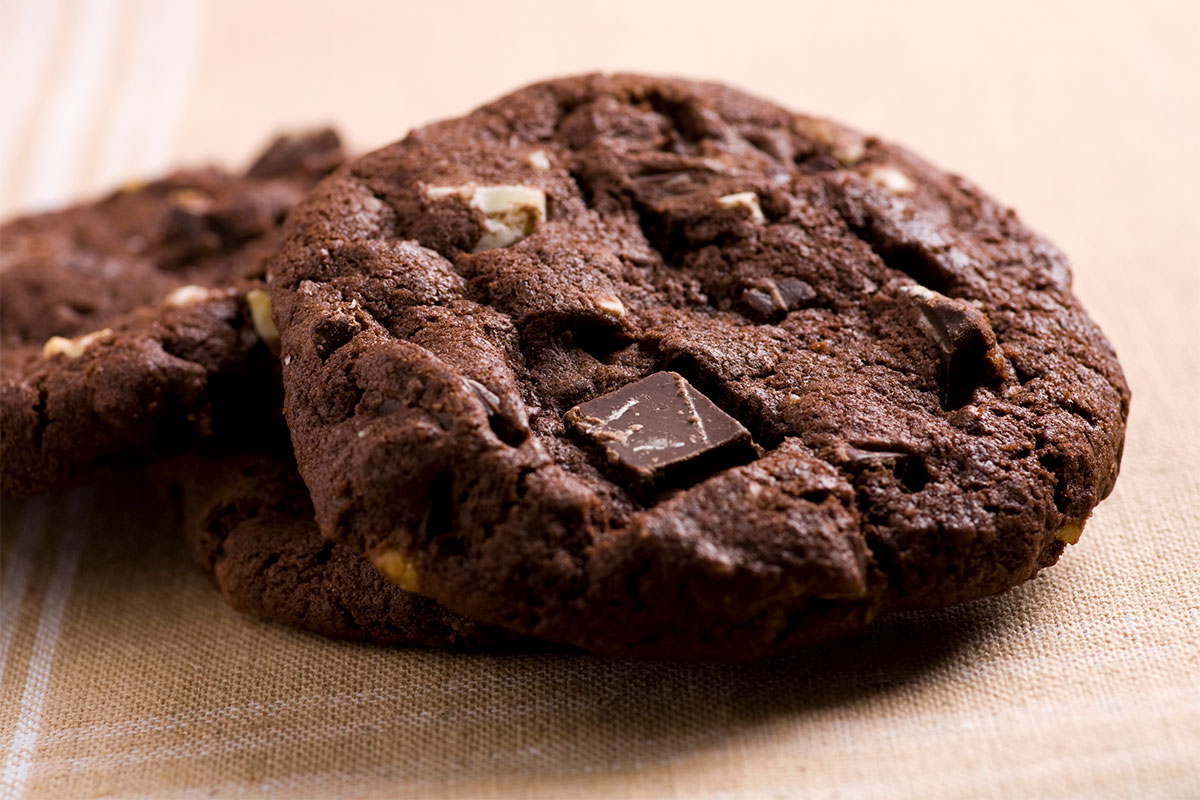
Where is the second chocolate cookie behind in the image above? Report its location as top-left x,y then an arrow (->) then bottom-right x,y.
0,130 -> 342,497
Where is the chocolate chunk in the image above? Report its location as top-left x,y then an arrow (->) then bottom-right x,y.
900,285 -> 1007,408
464,377 -> 502,414
741,287 -> 780,320
565,371 -> 754,492
740,277 -> 816,322
843,444 -> 929,493
776,277 -> 816,307
465,377 -> 528,447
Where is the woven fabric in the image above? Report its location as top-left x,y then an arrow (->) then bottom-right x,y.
2,1 -> 1198,797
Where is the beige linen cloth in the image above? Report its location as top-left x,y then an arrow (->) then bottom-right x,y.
1,1 -> 1197,797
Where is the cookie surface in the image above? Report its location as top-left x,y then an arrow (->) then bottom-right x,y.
272,74 -> 1130,661
0,130 -> 343,497
174,443 -> 526,650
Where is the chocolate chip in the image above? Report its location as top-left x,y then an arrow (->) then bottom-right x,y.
900,285 -> 1007,408
564,371 -> 754,493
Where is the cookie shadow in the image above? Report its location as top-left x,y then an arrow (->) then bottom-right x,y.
415,585 -> 1046,785
5,473 -> 1053,796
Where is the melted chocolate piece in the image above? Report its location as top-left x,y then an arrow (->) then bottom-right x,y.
564,371 -> 754,493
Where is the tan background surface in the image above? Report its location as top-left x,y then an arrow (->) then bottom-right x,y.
2,0 -> 1198,797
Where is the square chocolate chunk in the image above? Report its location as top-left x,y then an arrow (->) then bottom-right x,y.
564,371 -> 755,493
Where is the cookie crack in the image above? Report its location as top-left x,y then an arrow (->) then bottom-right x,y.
780,441 -> 918,603
563,163 -> 685,284
348,173 -> 399,221
335,600 -> 365,633
852,494 -> 909,600
201,502 -> 261,552
30,377 -> 50,450
823,188 -> 956,297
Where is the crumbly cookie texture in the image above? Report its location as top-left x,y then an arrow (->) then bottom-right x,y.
0,129 -> 343,498
271,74 -> 1129,661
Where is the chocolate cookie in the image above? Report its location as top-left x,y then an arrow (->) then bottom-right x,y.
0,130 -> 343,497
271,74 -> 1130,661
174,443 -> 525,650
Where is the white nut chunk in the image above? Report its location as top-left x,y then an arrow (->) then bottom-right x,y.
833,139 -> 866,166
42,328 -> 113,359
716,192 -> 766,223
166,188 -> 212,213
595,294 -> 626,319
866,165 -> 915,194
794,118 -> 866,166
426,184 -> 547,252
527,149 -> 551,170
165,284 -> 215,307
245,289 -> 280,349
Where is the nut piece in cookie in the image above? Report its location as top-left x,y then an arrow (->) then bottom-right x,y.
41,328 -> 113,359
371,549 -> 422,592
1055,521 -> 1086,544
426,185 -> 546,251
716,192 -> 766,223
865,164 -> 915,194
245,288 -> 280,353
565,371 -> 755,494
165,284 -> 220,307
